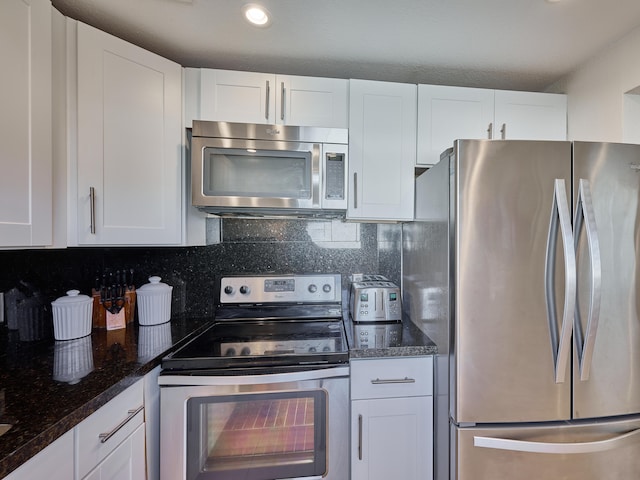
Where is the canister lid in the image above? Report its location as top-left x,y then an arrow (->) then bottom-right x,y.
138,276 -> 172,295
52,290 -> 91,306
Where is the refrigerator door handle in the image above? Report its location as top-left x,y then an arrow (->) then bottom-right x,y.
573,179 -> 602,381
544,179 -> 576,384
474,428 -> 640,454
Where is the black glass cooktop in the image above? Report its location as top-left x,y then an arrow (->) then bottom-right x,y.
162,319 -> 349,372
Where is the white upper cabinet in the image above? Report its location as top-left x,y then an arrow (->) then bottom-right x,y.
186,68 -> 348,128
0,0 -> 52,247
493,89 -> 567,141
417,85 -> 567,165
417,85 -> 494,166
348,79 -> 416,221
75,22 -> 182,245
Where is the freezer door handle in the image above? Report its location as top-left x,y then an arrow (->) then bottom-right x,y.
544,179 -> 576,384
474,428 -> 640,454
573,179 -> 602,381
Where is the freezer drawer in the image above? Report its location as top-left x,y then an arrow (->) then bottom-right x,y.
454,418 -> 640,480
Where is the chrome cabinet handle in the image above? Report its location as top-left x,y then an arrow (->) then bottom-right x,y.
265,80 -> 270,120
89,187 -> 96,235
98,405 -> 143,444
358,414 -> 363,460
280,81 -> 285,121
544,179 -> 576,384
487,122 -> 493,139
474,429 -> 640,454
500,123 -> 506,139
370,377 -> 416,384
353,172 -> 358,209
573,179 -> 601,381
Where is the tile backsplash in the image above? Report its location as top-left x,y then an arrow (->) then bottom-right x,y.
0,219 -> 401,319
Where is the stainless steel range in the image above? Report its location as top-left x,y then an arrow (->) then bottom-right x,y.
159,274 -> 350,480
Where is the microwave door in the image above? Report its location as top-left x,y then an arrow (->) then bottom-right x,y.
193,138 -> 321,210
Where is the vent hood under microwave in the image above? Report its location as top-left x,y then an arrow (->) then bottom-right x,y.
190,121 -> 349,218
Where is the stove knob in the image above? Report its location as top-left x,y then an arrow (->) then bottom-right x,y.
241,347 -> 251,356
224,348 -> 236,356
224,285 -> 234,295
323,346 -> 331,352
308,284 -> 318,293
308,347 -> 317,353
239,285 -> 250,295
322,284 -> 332,293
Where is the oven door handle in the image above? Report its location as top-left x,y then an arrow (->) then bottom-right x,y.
159,366 -> 350,386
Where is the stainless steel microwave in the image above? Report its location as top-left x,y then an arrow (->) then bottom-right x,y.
190,121 -> 348,217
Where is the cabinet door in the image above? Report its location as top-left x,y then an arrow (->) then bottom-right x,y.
0,0 -> 52,247
348,80 -> 416,221
417,85 -> 494,166
494,90 -> 567,141
76,380 -> 144,479
76,22 -> 182,245
5,430 -> 74,480
200,69 -> 275,124
144,366 -> 161,480
276,75 -> 349,127
352,396 -> 433,480
83,424 -> 146,480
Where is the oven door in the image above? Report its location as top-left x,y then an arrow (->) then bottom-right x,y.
159,367 -> 349,480
191,136 -> 321,211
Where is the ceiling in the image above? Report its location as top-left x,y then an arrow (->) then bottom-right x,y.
51,0 -> 640,92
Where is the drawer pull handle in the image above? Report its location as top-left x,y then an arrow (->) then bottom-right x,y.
98,405 -> 143,443
371,377 -> 416,385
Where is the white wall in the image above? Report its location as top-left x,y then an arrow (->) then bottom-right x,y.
549,26 -> 640,142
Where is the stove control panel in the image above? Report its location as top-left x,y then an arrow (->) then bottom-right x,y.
219,274 -> 342,304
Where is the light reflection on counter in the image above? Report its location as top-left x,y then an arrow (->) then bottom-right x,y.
53,336 -> 94,385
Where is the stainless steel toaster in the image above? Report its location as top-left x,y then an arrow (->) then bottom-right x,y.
349,276 -> 402,322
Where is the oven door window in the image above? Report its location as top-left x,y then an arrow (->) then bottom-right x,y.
186,390 -> 327,480
203,148 -> 312,199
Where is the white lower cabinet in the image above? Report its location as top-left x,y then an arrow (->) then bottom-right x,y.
76,380 -> 145,479
5,430 -> 74,480
83,423 -> 145,480
350,356 -> 433,480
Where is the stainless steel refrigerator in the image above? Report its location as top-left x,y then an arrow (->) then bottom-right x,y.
402,140 -> 640,480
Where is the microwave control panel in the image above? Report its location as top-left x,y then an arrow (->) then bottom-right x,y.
325,152 -> 345,200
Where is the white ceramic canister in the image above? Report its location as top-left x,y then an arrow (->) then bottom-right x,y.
136,276 -> 172,326
51,290 -> 93,340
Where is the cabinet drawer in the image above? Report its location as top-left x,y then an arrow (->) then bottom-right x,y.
350,356 -> 433,400
76,380 -> 144,479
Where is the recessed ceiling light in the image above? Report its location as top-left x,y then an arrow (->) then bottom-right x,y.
243,4 -> 271,27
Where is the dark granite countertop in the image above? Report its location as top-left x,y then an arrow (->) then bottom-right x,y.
344,314 -> 437,358
0,309 -> 436,478
0,316 -> 213,478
